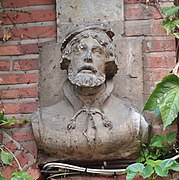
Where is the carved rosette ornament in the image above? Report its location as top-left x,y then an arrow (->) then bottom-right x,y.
31,25 -> 150,162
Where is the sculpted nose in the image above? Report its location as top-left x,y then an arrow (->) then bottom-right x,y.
84,51 -> 92,63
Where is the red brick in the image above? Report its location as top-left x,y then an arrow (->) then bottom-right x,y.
26,166 -> 41,180
1,166 -> 18,179
2,0 -> 55,8
144,53 -> 176,68
0,103 -> 20,114
0,45 -> 23,56
125,20 -> 166,36
0,61 -> 10,71
125,4 -> 162,20
16,151 -> 29,168
9,25 -> 56,41
0,42 -> 54,56
7,128 -> 35,142
144,69 -> 171,82
0,87 -> 38,99
152,124 -> 177,137
143,39 -> 176,52
4,141 -> 17,153
2,9 -> 55,25
13,59 -> 38,71
0,101 -> 38,114
0,73 -> 38,85
21,141 -> 37,158
20,102 -> 38,113
0,44 -> 40,56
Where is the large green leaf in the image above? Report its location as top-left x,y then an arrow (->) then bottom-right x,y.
126,163 -> 144,173
161,6 -> 179,17
141,165 -> 154,179
143,74 -> 179,129
126,172 -> 136,180
155,166 -> 168,177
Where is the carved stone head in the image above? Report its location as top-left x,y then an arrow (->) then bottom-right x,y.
60,25 -> 118,87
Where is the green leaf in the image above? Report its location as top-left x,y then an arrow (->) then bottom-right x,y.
155,165 -> 168,177
160,159 -> 175,169
141,165 -> 154,178
0,113 -> 5,120
0,174 -> 6,180
126,163 -> 144,173
126,172 -> 137,180
11,171 -> 33,180
136,156 -> 145,163
163,19 -> 174,34
0,119 -> 15,126
173,32 -> 179,38
150,135 -> 165,148
1,150 -> 13,165
143,74 -> 179,129
165,132 -> 176,143
146,159 -> 162,167
171,164 -> 179,171
154,107 -> 161,118
161,6 -> 179,17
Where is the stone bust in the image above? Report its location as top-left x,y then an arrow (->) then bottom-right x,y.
32,25 -> 150,162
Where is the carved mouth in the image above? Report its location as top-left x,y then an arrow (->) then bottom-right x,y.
78,66 -> 97,74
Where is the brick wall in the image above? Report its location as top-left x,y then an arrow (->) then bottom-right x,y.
0,0 -> 56,178
0,0 -> 56,117
0,0 -> 177,179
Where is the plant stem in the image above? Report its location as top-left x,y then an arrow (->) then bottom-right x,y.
2,145 -> 22,171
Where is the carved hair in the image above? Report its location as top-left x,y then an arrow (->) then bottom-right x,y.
60,26 -> 118,79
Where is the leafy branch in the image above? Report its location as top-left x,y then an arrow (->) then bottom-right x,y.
143,74 -> 179,129
126,132 -> 179,180
161,6 -> 179,38
0,113 -> 33,180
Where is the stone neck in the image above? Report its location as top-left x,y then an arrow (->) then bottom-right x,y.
73,83 -> 105,96
63,79 -> 114,112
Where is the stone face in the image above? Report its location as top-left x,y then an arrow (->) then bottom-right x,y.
39,37 -> 144,110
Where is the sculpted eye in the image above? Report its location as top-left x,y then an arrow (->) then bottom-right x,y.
72,45 -> 80,53
93,47 -> 104,55
73,44 -> 87,54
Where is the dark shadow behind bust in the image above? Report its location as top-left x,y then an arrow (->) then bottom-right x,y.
31,25 -> 150,163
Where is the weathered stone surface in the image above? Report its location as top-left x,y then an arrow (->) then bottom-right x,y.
56,0 -> 124,42
39,37 -> 144,110
57,0 -> 123,23
32,27 -> 149,162
38,43 -> 66,106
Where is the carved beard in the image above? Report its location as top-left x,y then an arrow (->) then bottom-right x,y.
67,64 -> 106,87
